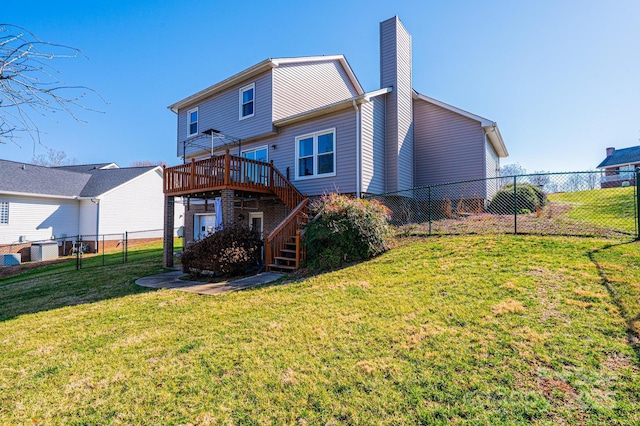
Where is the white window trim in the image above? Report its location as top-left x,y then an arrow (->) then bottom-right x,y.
0,201 -> 8,225
239,83 -> 255,120
294,128 -> 337,181
187,107 -> 198,138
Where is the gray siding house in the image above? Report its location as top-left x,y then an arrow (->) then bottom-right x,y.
162,16 -> 508,270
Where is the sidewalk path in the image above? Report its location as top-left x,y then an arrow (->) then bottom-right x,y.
135,271 -> 285,295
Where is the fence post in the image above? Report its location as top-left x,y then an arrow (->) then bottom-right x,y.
513,176 -> 518,235
636,167 -> 640,240
76,235 -> 81,270
125,232 -> 128,263
428,186 -> 432,236
102,234 -> 105,266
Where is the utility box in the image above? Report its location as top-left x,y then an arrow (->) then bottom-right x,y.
30,241 -> 59,262
2,253 -> 21,266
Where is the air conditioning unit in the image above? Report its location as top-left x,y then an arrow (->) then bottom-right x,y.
18,235 -> 28,243
2,253 -> 21,266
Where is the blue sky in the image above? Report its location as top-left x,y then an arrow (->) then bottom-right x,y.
2,0 -> 639,172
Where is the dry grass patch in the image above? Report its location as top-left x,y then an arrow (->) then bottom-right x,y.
492,299 -> 525,315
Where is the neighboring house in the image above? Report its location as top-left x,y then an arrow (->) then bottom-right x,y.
597,146 -> 639,188
162,16 -> 508,270
0,160 -> 182,260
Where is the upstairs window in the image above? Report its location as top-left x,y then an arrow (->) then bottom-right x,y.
187,107 -> 198,137
239,83 -> 255,119
295,129 -> 336,180
0,202 -> 8,224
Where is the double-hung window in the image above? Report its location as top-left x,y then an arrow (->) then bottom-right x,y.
295,129 -> 336,180
0,202 -> 8,225
239,83 -> 255,120
187,107 -> 198,137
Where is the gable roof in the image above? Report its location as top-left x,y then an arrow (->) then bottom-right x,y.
413,91 -> 508,158
597,145 -> 640,169
0,159 -> 91,198
79,166 -> 159,197
0,159 -> 159,199
168,55 -> 364,113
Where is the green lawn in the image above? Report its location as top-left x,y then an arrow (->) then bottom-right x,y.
548,186 -> 637,235
1,237 -> 639,424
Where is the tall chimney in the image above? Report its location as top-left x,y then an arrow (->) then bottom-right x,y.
606,147 -> 615,156
380,16 -> 414,192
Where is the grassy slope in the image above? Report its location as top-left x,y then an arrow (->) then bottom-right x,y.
548,186 -> 637,234
1,237 -> 639,424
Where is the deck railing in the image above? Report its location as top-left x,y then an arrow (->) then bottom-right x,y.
164,153 -> 303,209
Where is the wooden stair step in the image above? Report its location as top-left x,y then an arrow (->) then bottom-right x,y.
281,249 -> 296,254
274,256 -> 295,262
268,263 -> 296,271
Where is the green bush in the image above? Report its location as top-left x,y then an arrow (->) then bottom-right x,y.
181,223 -> 262,277
304,194 -> 392,271
488,183 -> 547,215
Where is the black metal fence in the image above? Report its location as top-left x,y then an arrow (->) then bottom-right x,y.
365,170 -> 639,240
0,229 -> 168,271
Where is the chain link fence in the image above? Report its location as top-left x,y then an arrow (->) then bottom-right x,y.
365,170 -> 639,240
0,229 -> 169,271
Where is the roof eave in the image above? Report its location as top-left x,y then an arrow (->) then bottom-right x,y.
0,190 -> 79,200
273,94 -> 367,127
168,59 -> 276,113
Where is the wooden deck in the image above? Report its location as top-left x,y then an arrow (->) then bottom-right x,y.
163,153 -> 304,210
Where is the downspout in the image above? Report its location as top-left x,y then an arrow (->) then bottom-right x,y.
353,100 -> 361,198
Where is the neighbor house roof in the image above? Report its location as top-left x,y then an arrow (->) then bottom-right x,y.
597,145 -> 640,169
0,159 -> 91,198
413,91 -> 508,158
55,163 -> 118,172
0,159 -> 159,199
168,55 -> 364,113
79,166 -> 159,197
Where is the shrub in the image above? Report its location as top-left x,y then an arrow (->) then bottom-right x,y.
304,193 -> 392,271
181,223 -> 262,277
488,183 -> 547,215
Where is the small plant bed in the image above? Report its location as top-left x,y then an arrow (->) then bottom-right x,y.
181,223 -> 263,278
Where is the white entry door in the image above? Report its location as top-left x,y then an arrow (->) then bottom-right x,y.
249,212 -> 264,237
194,213 -> 217,240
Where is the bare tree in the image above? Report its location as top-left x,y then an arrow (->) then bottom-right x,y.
529,171 -> 551,190
0,24 -> 102,147
129,160 -> 168,167
500,163 -> 526,186
31,147 -> 76,166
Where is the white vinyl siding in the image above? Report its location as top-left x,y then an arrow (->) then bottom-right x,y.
485,139 -> 500,199
239,83 -> 255,120
187,107 -> 198,137
295,129 -> 336,180
97,170 -> 165,237
0,201 -> 8,224
0,195 -> 79,245
272,60 -> 360,121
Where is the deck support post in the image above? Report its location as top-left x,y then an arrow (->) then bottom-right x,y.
163,195 -> 175,268
221,188 -> 235,228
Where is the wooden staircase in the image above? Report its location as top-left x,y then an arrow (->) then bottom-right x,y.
265,198 -> 308,272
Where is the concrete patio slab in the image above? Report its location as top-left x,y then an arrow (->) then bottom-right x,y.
135,271 -> 285,295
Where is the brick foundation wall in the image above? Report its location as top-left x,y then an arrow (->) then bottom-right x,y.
183,198 -> 289,243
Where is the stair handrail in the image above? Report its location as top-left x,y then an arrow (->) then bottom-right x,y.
265,198 -> 309,270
